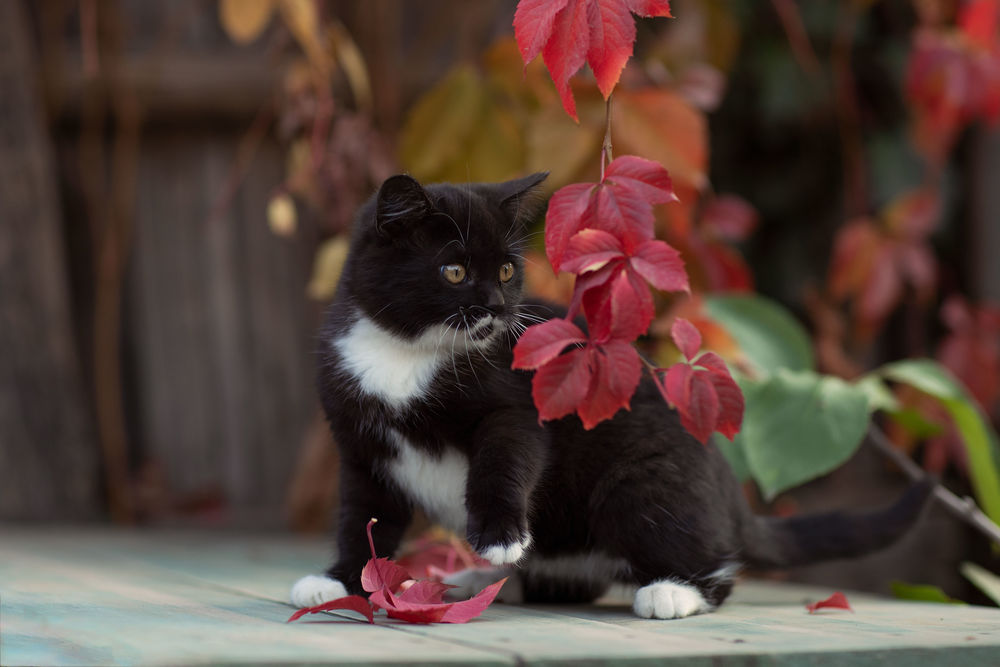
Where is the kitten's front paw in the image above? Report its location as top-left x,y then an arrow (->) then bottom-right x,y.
290,574 -> 348,608
476,532 -> 533,566
633,579 -> 710,619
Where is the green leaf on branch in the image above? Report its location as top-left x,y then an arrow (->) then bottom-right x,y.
960,562 -> 1000,606
738,369 -> 869,500
704,294 -> 815,376
880,359 -> 1000,524
890,581 -> 966,605
854,374 -> 900,414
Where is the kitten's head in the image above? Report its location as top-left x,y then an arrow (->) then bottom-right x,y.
346,172 -> 548,348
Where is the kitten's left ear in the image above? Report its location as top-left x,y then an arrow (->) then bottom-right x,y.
496,172 -> 549,224
375,174 -> 433,238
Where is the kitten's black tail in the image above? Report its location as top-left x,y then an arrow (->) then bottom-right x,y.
742,478 -> 934,569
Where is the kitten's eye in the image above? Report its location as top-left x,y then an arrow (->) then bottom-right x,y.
441,264 -> 467,284
499,262 -> 515,283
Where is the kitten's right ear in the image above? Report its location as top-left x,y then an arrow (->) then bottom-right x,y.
375,174 -> 433,238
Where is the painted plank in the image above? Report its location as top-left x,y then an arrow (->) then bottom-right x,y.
4,526 -> 1000,666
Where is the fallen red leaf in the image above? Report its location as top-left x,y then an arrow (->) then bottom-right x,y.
286,595 -> 374,624
806,591 -> 853,614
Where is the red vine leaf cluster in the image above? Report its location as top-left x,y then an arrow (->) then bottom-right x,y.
653,318 -> 744,444
828,189 -> 939,337
288,520 -> 506,625
514,0 -> 674,120
906,0 -> 1000,162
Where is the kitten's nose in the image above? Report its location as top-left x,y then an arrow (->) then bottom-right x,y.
487,287 -> 505,309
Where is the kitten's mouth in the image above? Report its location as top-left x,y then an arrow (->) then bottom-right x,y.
459,311 -> 503,343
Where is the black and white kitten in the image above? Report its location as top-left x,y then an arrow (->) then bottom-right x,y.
291,172 -> 931,619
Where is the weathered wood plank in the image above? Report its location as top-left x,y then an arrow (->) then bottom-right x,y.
3,526 -> 999,666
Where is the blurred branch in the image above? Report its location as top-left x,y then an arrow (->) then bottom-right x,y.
869,423 -> 1000,547
770,0 -> 821,75
206,100 -> 275,226
832,0 -> 867,218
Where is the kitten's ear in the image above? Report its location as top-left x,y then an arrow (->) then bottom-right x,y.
496,172 -> 549,224
375,174 -> 433,238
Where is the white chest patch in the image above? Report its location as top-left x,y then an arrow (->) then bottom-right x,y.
385,429 -> 468,533
334,315 -> 449,408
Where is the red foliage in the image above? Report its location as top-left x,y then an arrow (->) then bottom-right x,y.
289,519 -> 507,625
906,3 -> 1000,162
828,190 -> 939,336
514,0 -> 673,120
806,591 -> 853,614
652,318 -> 744,443
938,296 -> 1000,412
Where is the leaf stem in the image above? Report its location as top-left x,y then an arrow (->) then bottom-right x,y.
367,517 -> 379,559
868,424 -> 1000,547
601,95 -> 613,180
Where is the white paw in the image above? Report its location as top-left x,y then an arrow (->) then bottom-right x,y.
442,567 -> 524,603
480,533 -> 532,565
633,580 -> 710,619
290,575 -> 348,608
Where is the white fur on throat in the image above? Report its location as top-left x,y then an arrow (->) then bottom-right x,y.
290,575 -> 347,608
385,429 -> 468,533
633,579 -> 711,619
334,315 -> 449,408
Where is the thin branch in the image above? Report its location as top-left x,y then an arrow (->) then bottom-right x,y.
868,423 -> 1000,547
600,94 -> 613,180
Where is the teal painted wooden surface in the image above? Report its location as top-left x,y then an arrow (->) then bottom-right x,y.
1,526 -> 999,665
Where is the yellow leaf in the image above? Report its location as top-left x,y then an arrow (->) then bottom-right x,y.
278,0 -> 332,75
615,89 -> 708,190
308,236 -> 351,301
219,0 -> 274,44
328,21 -> 372,113
267,193 -> 297,237
399,66 -> 488,182
526,102 -> 602,192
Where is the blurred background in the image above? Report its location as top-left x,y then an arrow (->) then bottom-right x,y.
2,0 -> 998,604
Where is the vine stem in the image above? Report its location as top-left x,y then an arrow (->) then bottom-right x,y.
868,424 -> 1000,546
600,95 -> 613,180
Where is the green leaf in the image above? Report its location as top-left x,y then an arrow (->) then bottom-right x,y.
890,581 -> 965,605
715,433 -> 751,483
960,562 -> 1000,606
886,407 -> 946,440
704,294 -> 814,377
880,359 -> 1000,525
854,373 -> 900,414
740,369 -> 870,500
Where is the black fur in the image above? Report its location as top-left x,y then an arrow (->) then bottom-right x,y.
312,173 -> 932,613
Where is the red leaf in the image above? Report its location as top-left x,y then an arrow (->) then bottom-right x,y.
514,0 -> 673,119
604,155 -> 678,205
512,318 -> 588,369
806,591 -> 853,614
371,578 -> 508,624
958,0 -> 1000,51
586,0 -> 638,99
662,362 -> 693,410
679,372 -> 720,444
577,341 -> 642,428
286,595 -> 374,624
626,0 -> 673,17
397,579 -> 457,605
581,266 -> 653,342
699,194 -> 758,242
545,183 -> 594,272
631,239 -> 688,292
541,0 -> 591,120
591,179 -> 656,250
532,346 -> 593,422
562,228 -> 624,275
513,0 -> 571,64
671,318 -> 702,361
704,371 -> 743,440
361,558 -> 411,594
